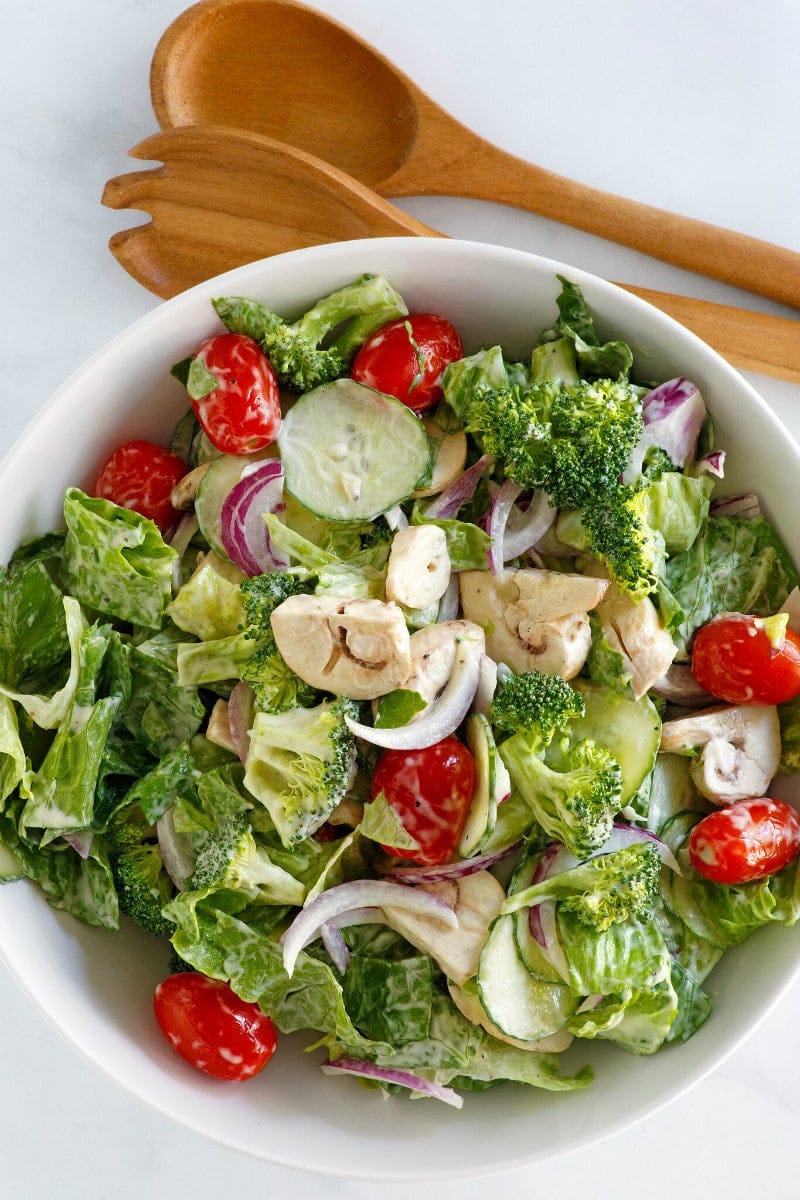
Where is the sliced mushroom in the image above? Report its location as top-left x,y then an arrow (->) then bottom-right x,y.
448,983 -> 573,1053
593,581 -> 678,700
170,462 -> 211,510
781,587 -> 800,636
327,796 -> 365,828
651,663 -> 714,708
660,704 -> 781,804
381,870 -> 505,987
385,525 -> 451,611
459,567 -> 606,678
412,420 -> 468,498
401,620 -> 483,710
270,594 -> 411,700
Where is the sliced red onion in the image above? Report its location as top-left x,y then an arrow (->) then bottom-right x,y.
694,450 -> 726,479
502,492 -> 558,561
227,681 -> 255,764
156,806 -> 197,891
63,831 -> 94,859
422,454 -> 493,521
377,841 -> 521,886
384,505 -> 409,532
281,879 -> 457,977
530,844 -> 573,982
604,823 -> 682,874
651,663 -> 714,708
486,480 -> 523,574
220,460 -> 288,576
709,493 -> 761,520
324,906 -> 383,929
320,923 -> 351,974
344,636 -> 481,751
321,1058 -> 463,1109
781,588 -> 800,635
437,574 -> 460,623
168,513 -> 199,594
624,377 -> 706,482
472,654 -> 498,715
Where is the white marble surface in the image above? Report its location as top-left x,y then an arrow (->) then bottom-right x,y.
2,2 -> 799,1196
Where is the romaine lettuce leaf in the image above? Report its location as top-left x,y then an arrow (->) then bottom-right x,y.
544,277 -> 633,380
0,596 -> 86,730
341,954 -> 434,1044
123,630 -> 205,758
1,820 -> 118,929
61,488 -> 176,629
569,962 -> 678,1055
642,473 -> 714,555
665,515 -> 798,653
557,908 -> 671,995
0,553 -> 69,689
0,696 -> 29,809
166,553 -> 246,641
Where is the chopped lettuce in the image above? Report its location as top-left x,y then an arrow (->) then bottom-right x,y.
61,489 -> 176,629
166,553 -> 247,641
665,515 -> 798,653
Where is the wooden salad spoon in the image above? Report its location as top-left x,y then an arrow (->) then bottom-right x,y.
150,0 -> 800,310
102,125 -> 800,383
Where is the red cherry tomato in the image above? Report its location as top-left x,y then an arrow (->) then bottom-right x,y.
153,973 -> 277,1081
93,439 -> 187,533
688,797 -> 800,884
192,333 -> 281,455
351,314 -> 463,413
692,612 -> 800,705
371,736 -> 477,866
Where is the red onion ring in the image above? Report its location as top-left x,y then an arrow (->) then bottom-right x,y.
321,1059 -> 463,1108
220,460 -> 288,576
422,454 -> 493,521
377,841 -> 521,886
281,879 -> 457,977
709,493 -> 761,520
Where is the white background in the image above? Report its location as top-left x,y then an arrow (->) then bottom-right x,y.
2,1 -> 800,1196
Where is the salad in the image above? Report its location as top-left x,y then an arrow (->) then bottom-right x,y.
2,272 -> 800,1108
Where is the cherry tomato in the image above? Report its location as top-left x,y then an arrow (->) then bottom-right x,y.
692,612 -> 800,705
688,797 -> 800,884
153,973 -> 277,1082
191,333 -> 281,455
93,439 -> 187,533
371,735 -> 477,865
351,314 -> 463,413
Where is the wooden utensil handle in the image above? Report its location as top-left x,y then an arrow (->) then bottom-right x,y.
616,285 -> 800,383
384,120 -> 800,311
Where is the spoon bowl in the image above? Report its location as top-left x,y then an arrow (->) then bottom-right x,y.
151,0 -> 417,187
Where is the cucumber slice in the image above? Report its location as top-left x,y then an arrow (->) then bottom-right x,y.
194,448 -> 276,559
457,714 -> 500,857
477,914 -> 575,1041
659,809 -> 701,852
507,850 -> 563,984
277,379 -> 430,521
567,680 -> 661,804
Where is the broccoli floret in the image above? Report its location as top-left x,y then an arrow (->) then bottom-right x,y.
580,486 -> 664,602
489,667 -> 585,748
502,842 -> 661,932
243,696 -> 357,847
189,818 -> 305,906
212,274 -> 408,392
107,806 -> 174,937
453,377 -> 643,511
499,733 -> 622,860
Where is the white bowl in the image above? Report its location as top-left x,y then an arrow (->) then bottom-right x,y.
1,238 -> 798,1180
